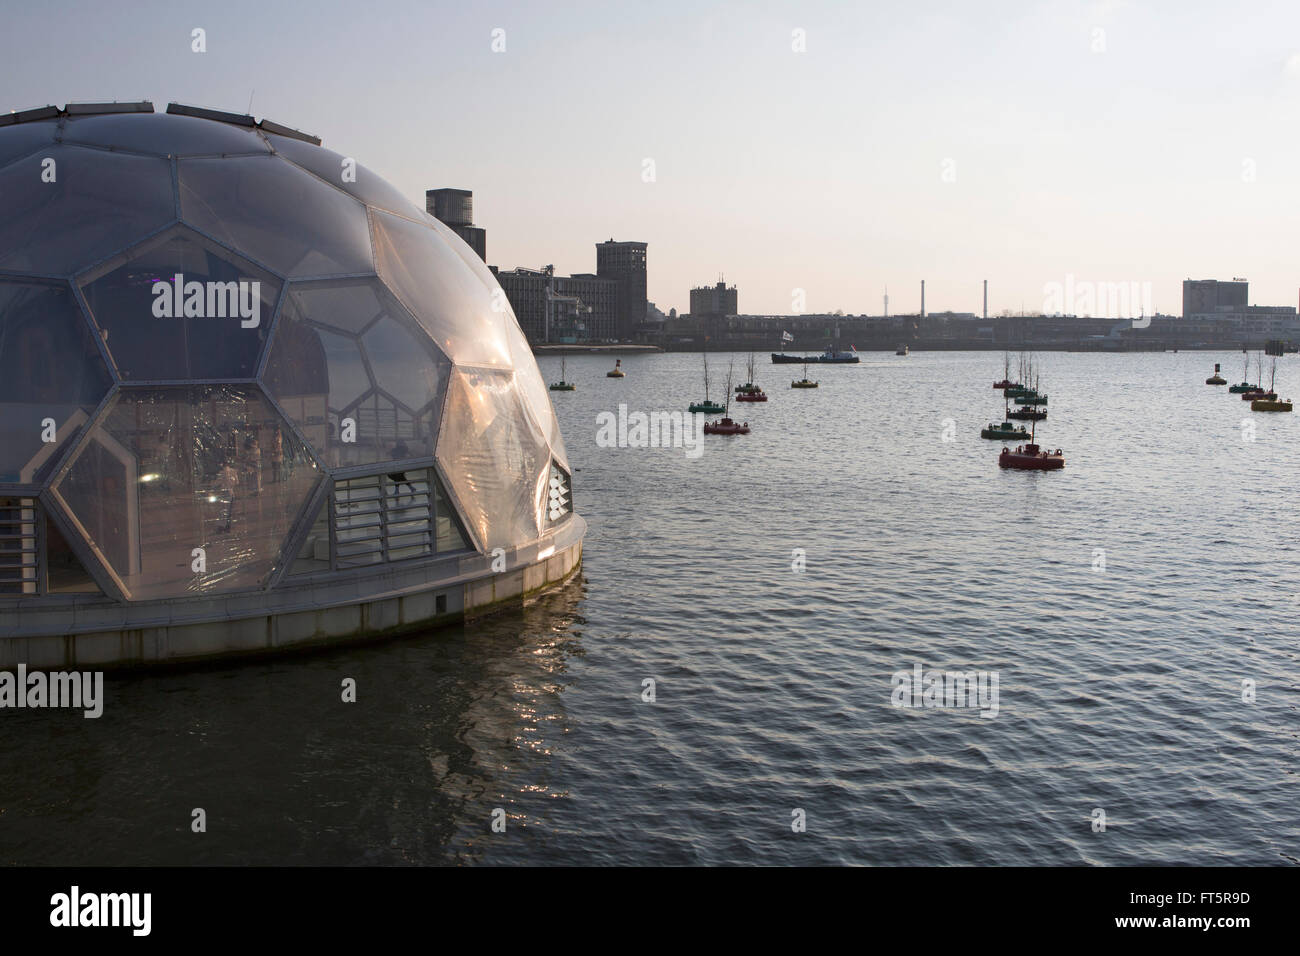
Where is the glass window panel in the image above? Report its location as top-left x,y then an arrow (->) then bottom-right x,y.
264,280 -> 445,468
0,147 -> 175,276
79,228 -> 280,381
282,281 -> 388,335
0,282 -> 112,484
436,369 -> 549,551
289,497 -> 330,575
45,512 -> 100,593
264,133 -> 422,219
62,113 -> 271,157
179,155 -> 374,278
433,472 -> 469,553
317,329 -> 372,411
0,120 -> 59,171
54,385 -> 320,600
361,316 -> 447,413
371,211 -> 510,369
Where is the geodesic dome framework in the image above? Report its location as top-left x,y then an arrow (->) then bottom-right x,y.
0,102 -> 572,604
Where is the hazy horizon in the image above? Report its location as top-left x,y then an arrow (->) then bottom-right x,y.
5,0 -> 1300,317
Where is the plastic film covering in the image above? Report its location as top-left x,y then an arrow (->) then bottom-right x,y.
263,279 -> 449,468
436,369 -> 549,551
0,120 -> 59,171
62,112 -> 272,157
264,133 -> 424,220
79,227 -> 280,381
0,282 -> 112,484
179,155 -> 374,278
54,385 -> 319,600
371,210 -> 510,369
504,314 -> 567,468
0,146 -> 175,276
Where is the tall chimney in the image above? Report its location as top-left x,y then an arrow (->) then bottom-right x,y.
983,279 -> 988,320
921,279 -> 925,318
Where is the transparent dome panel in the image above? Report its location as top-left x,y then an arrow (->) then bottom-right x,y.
0,146 -> 175,276
62,113 -> 272,157
53,385 -> 319,600
505,315 -> 567,467
0,282 -> 112,485
265,133 -> 424,219
263,280 -> 447,468
179,155 -> 374,278
361,316 -> 448,413
0,120 -> 59,171
79,228 -> 280,381
371,211 -> 510,369
436,368 -> 549,551
427,216 -> 503,291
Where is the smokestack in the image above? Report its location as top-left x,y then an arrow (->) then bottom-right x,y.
983,279 -> 988,320
921,279 -> 925,318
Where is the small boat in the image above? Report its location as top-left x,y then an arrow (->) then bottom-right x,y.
994,352 -> 1017,389
606,358 -> 625,378
1013,392 -> 1047,406
771,345 -> 859,364
791,357 -> 818,388
1250,359 -> 1290,411
1251,397 -> 1293,412
1205,362 -> 1226,385
704,417 -> 751,434
688,352 -> 724,413
734,353 -> 768,400
999,371 -> 1064,469
999,443 -> 1065,470
982,421 -> 1031,441
704,361 -> 750,434
1007,406 -> 1046,421
1241,388 -> 1277,401
1229,353 -> 1258,392
896,344 -> 909,356
549,356 -> 576,391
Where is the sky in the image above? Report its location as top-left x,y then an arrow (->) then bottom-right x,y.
4,0 -> 1300,317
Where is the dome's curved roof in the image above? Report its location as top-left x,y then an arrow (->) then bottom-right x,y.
0,104 -> 570,600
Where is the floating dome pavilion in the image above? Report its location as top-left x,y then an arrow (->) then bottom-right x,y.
0,101 -> 583,668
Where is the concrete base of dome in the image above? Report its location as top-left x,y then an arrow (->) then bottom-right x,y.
0,517 -> 584,671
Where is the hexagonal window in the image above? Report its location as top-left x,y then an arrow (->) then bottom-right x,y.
371,210 -> 510,369
0,281 -> 112,484
79,226 -> 281,381
0,146 -> 175,276
263,279 -> 449,468
53,385 -> 320,600
264,133 -> 424,220
179,154 -> 374,278
436,368 -> 549,551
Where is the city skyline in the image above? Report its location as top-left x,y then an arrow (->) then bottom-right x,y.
7,1 -> 1300,316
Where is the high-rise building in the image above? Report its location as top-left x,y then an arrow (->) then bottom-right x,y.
426,187 -> 487,261
690,280 -> 738,317
595,239 -> 647,340
1183,278 -> 1248,317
